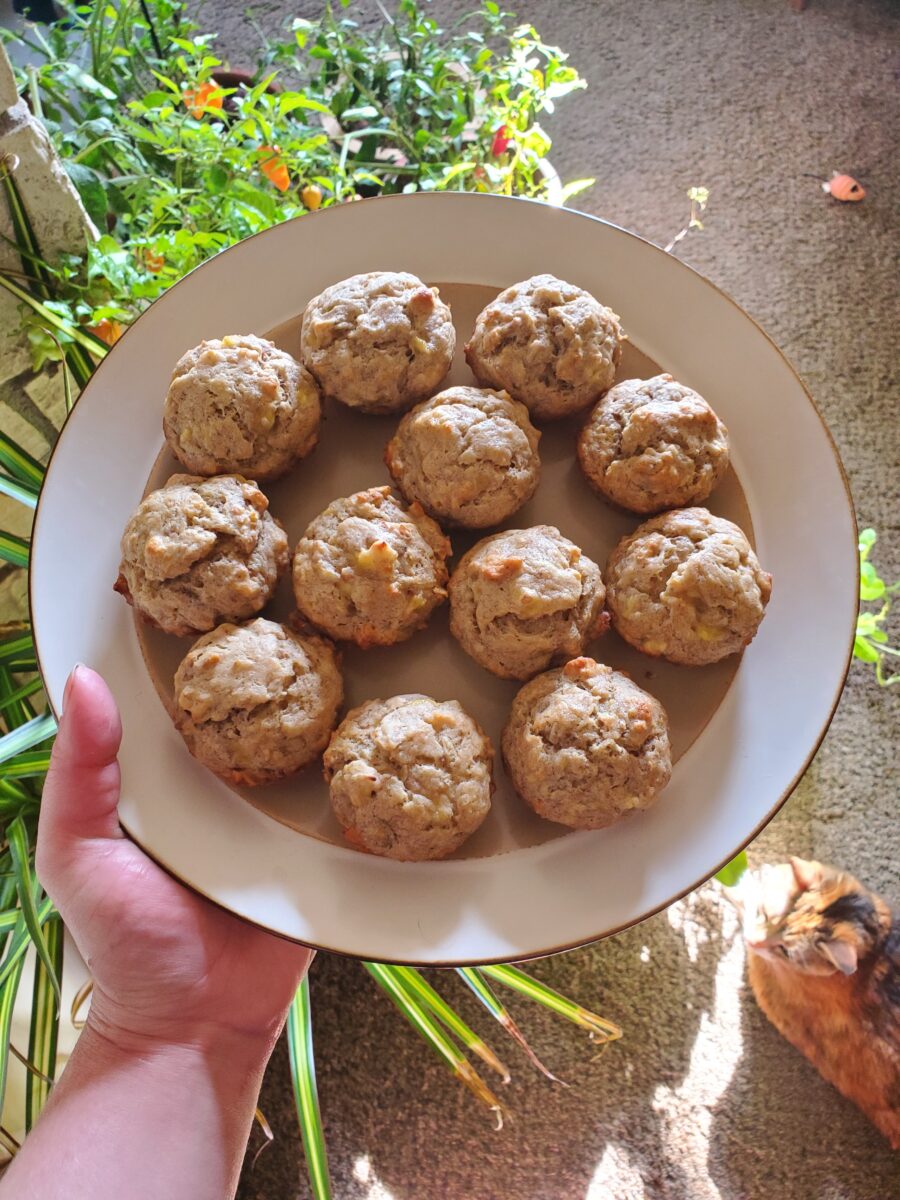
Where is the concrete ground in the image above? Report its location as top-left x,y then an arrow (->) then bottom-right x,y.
214,0 -> 898,1196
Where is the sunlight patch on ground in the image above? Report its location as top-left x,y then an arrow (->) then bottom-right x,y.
586,1141 -> 648,1199
652,884 -> 747,1199
352,1153 -> 395,1198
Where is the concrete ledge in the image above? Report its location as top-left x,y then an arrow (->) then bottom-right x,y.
0,39 -> 17,115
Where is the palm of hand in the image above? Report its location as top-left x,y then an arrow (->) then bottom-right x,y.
64,833 -> 310,1045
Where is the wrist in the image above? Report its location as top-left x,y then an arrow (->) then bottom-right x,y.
83,994 -> 286,1072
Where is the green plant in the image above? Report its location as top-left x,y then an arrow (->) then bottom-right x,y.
854,528 -> 900,686
714,850 -> 748,888
664,186 -> 710,254
1,0 -> 591,368
266,0 -> 592,201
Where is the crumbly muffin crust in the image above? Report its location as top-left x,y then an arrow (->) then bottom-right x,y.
605,507 -> 772,665
385,385 -> 541,528
114,474 -> 288,636
465,274 -> 623,421
163,334 -> 320,481
300,271 -> 455,414
323,693 -> 493,860
173,617 -> 343,786
449,525 -> 607,680
578,374 -> 730,513
292,486 -> 451,647
502,656 -> 671,830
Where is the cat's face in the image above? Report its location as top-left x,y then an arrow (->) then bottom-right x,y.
740,858 -> 885,977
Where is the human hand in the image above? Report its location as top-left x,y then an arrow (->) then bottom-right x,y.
37,665 -> 312,1055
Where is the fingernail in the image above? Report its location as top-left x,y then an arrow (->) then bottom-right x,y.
62,663 -> 85,712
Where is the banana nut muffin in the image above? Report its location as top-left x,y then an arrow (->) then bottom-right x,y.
323,694 -> 493,860
292,486 -> 451,647
173,617 -> 343,786
464,274 -> 624,421
449,525 -> 608,680
163,334 -> 321,481
605,507 -> 772,665
502,656 -> 671,830
300,271 -> 455,414
577,374 -> 730,513
384,385 -> 541,528
114,474 -> 288,637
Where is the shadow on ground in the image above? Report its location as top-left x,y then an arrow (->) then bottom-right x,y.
239,903 -> 730,1199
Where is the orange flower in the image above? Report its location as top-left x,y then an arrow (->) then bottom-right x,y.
88,319 -> 124,346
183,82 -> 223,119
259,146 -> 290,193
139,247 -> 165,274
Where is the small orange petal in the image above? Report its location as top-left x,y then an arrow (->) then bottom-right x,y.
260,146 -> 290,192
88,319 -> 124,346
184,82 -> 222,119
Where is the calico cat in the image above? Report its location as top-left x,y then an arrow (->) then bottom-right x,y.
740,857 -> 900,1148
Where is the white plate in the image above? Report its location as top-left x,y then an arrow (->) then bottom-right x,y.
31,193 -> 857,965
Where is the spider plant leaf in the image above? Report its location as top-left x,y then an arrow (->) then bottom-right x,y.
0,778 -> 32,804
0,955 -> 27,1113
714,851 -> 748,888
0,1124 -> 20,1156
0,473 -> 37,509
62,341 -> 94,394
0,162 -> 94,386
0,661 -> 37,728
0,714 -> 56,766
0,231 -> 56,277
0,434 -> 43,492
0,531 -> 29,569
250,1106 -> 275,1169
25,912 -> 63,1129
0,272 -> 108,358
391,966 -> 510,1082
9,1041 -> 52,1084
287,976 -> 332,1200
6,819 -> 60,1006
0,675 -> 42,723
0,631 -> 36,670
60,354 -> 75,413
0,164 -> 53,293
0,887 -> 17,964
0,788 -> 39,819
0,751 -> 52,780
70,980 -> 93,1030
480,964 -> 622,1041
456,966 -> 564,1083
364,963 -> 504,1120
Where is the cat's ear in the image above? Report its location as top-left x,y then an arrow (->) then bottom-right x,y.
818,938 -> 858,976
790,857 -> 821,892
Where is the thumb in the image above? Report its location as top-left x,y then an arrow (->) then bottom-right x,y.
39,666 -> 123,860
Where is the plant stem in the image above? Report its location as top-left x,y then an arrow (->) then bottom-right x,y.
26,68 -> 43,124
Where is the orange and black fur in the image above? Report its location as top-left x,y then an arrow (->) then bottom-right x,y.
741,857 -> 900,1148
